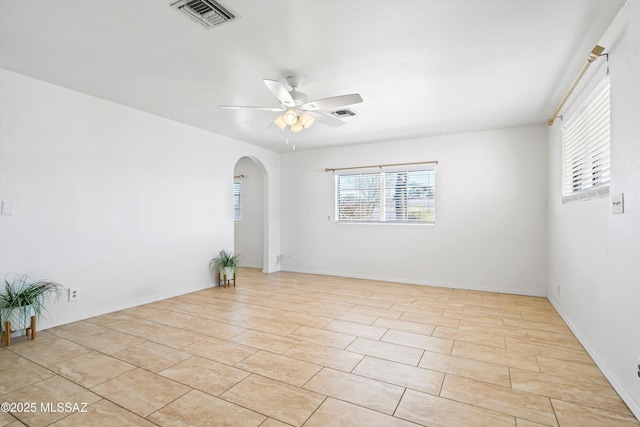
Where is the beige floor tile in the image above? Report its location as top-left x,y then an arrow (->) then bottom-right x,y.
7,333 -> 93,367
515,420 -> 550,427
205,308 -> 257,324
443,309 -> 504,326
382,329 -> 453,354
239,316 -> 303,336
287,326 -> 356,349
320,309 -> 378,325
104,318 -> 205,349
419,350 -> 511,387
452,341 -> 540,372
551,399 -> 640,427
221,375 -> 325,427
183,336 -> 257,365
353,356 -> 444,395
182,318 -> 247,340
146,310 -> 202,328
112,341 -> 191,372
457,319 -> 529,340
235,350 -> 322,387
400,311 -> 460,329
372,317 -> 436,335
159,355 -> 249,395
525,328 -> 584,351
274,311 -> 333,329
0,410 -> 17,426
90,368 -> 190,417
231,329 -> 300,354
346,337 -> 423,365
84,312 -> 135,328
344,296 -> 394,309
349,304 -> 403,319
305,299 -> 355,312
503,318 -> 572,335
510,368 -> 633,416
283,342 -> 364,372
433,325 -> 506,348
323,319 -> 388,340
148,389 -> 266,426
390,302 -> 445,317
505,337 -> 593,365
234,304 -> 286,320
304,367 -> 404,414
49,351 -> 135,388
535,355 -> 609,386
120,304 -> 167,319
440,375 -> 558,426
2,376 -> 101,427
0,351 -> 54,394
259,418 -> 292,427
395,389 -> 516,427
49,399 -> 157,427
520,311 -> 566,325
304,397 -> 421,427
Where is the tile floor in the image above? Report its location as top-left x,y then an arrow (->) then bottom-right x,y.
1,268 -> 638,427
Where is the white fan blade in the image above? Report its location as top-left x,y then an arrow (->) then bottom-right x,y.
306,111 -> 345,127
303,93 -> 363,111
263,79 -> 294,105
220,105 -> 284,112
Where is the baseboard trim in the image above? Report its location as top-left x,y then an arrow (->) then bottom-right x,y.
548,297 -> 640,420
279,267 -> 546,297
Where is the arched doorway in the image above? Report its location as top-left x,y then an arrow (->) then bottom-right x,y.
233,156 -> 265,270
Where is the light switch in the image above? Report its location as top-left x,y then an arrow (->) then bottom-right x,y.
1,201 -> 15,216
611,193 -> 624,214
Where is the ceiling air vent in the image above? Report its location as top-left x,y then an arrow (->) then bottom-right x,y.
171,0 -> 236,29
329,108 -> 357,118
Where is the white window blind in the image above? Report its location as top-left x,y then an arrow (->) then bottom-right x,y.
233,182 -> 241,221
336,168 -> 435,223
562,76 -> 610,202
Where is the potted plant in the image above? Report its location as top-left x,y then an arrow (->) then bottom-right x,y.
209,250 -> 239,287
0,275 -> 64,346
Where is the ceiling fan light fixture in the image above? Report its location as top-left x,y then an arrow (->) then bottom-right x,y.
284,109 -> 298,126
291,121 -> 305,133
274,114 -> 287,130
299,112 -> 315,129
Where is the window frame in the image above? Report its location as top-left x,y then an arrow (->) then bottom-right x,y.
334,166 -> 436,225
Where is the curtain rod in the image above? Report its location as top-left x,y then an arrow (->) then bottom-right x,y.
547,45 -> 606,127
325,161 -> 438,173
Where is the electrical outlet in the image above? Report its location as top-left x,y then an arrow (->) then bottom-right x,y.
68,288 -> 79,302
556,285 -> 560,294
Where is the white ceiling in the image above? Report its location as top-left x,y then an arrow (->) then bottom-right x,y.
0,0 -> 625,153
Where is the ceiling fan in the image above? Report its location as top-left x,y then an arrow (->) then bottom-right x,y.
220,76 -> 363,133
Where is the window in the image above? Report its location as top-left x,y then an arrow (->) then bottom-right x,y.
562,76 -> 610,202
335,168 -> 435,223
233,181 -> 241,221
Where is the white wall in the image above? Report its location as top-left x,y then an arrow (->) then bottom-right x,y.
547,0 -> 640,416
0,69 -> 280,329
280,125 -> 548,296
234,157 -> 264,268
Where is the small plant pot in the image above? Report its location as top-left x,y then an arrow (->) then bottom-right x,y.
219,267 -> 236,287
1,305 -> 35,332
2,305 -> 37,346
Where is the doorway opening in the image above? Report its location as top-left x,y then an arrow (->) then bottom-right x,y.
233,156 -> 266,271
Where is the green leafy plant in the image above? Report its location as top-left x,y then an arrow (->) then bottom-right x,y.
209,250 -> 240,279
0,275 -> 64,329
